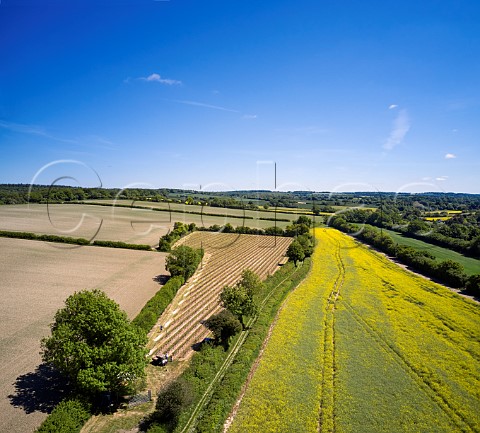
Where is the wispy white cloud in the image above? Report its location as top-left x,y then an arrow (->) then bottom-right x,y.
243,114 -> 257,119
436,176 -> 448,181
0,120 -> 119,151
138,73 -> 182,85
445,153 -> 456,159
383,109 -> 410,150
0,120 -> 78,144
171,99 -> 239,113
388,104 -> 398,110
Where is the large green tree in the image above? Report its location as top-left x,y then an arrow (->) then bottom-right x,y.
220,272 -> 258,329
238,269 -> 262,296
41,290 -> 147,396
165,245 -> 203,281
287,240 -> 305,265
204,310 -> 242,349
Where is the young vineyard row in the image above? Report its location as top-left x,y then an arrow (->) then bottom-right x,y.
147,232 -> 292,360
227,228 -> 480,433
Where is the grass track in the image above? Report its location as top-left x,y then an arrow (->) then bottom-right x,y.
228,228 -> 480,433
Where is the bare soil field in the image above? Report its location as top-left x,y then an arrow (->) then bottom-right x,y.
0,237 -> 168,433
0,204 -> 291,246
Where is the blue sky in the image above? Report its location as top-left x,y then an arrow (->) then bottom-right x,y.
1,0 -> 479,192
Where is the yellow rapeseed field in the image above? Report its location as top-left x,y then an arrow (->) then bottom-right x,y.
228,228 -> 480,433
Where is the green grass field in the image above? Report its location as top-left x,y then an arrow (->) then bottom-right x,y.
382,228 -> 480,275
228,229 -> 480,433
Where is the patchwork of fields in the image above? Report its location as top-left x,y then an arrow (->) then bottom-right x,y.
148,232 -> 292,360
0,204 -> 293,246
228,228 -> 480,432
0,238 -> 168,433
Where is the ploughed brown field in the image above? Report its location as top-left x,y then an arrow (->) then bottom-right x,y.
0,237 -> 168,433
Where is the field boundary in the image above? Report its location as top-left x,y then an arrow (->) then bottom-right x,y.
181,262 -> 307,433
0,230 -> 153,251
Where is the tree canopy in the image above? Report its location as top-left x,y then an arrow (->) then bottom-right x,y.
287,240 -> 305,265
220,269 -> 260,328
165,245 -> 203,281
204,310 -> 242,349
41,289 -> 147,396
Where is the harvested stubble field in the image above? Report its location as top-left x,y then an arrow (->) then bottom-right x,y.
148,232 -> 292,362
0,237 -> 168,433
228,228 -> 480,433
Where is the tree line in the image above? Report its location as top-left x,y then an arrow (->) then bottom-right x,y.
329,215 -> 480,296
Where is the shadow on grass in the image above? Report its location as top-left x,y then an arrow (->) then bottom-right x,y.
8,363 -> 71,414
153,274 -> 170,285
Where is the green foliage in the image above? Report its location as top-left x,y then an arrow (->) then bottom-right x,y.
92,240 -> 151,250
220,284 -> 257,329
204,310 -> 242,349
238,269 -> 263,296
295,215 -> 312,227
465,274 -> 480,296
0,230 -> 90,245
296,233 -> 314,257
286,240 -> 305,265
165,245 -> 203,281
158,222 -> 196,251
0,230 -> 155,251
41,290 -> 147,396
151,378 -> 194,431
35,399 -> 91,433
132,276 -> 184,333
195,260 -> 311,432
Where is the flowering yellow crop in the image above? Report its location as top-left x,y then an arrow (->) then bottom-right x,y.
228,228 -> 480,433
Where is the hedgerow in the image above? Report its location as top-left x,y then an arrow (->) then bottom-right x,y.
132,276 -> 185,334
0,230 -> 90,245
92,239 -> 152,250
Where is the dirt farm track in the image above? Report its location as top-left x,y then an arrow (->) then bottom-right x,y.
0,237 -> 168,433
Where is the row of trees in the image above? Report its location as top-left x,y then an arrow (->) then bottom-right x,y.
329,216 -> 480,296
286,216 -> 315,265
157,216 -> 315,253
336,207 -> 480,258
204,269 -> 261,349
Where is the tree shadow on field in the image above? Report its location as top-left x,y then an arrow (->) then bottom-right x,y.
8,363 -> 71,414
153,274 -> 170,285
